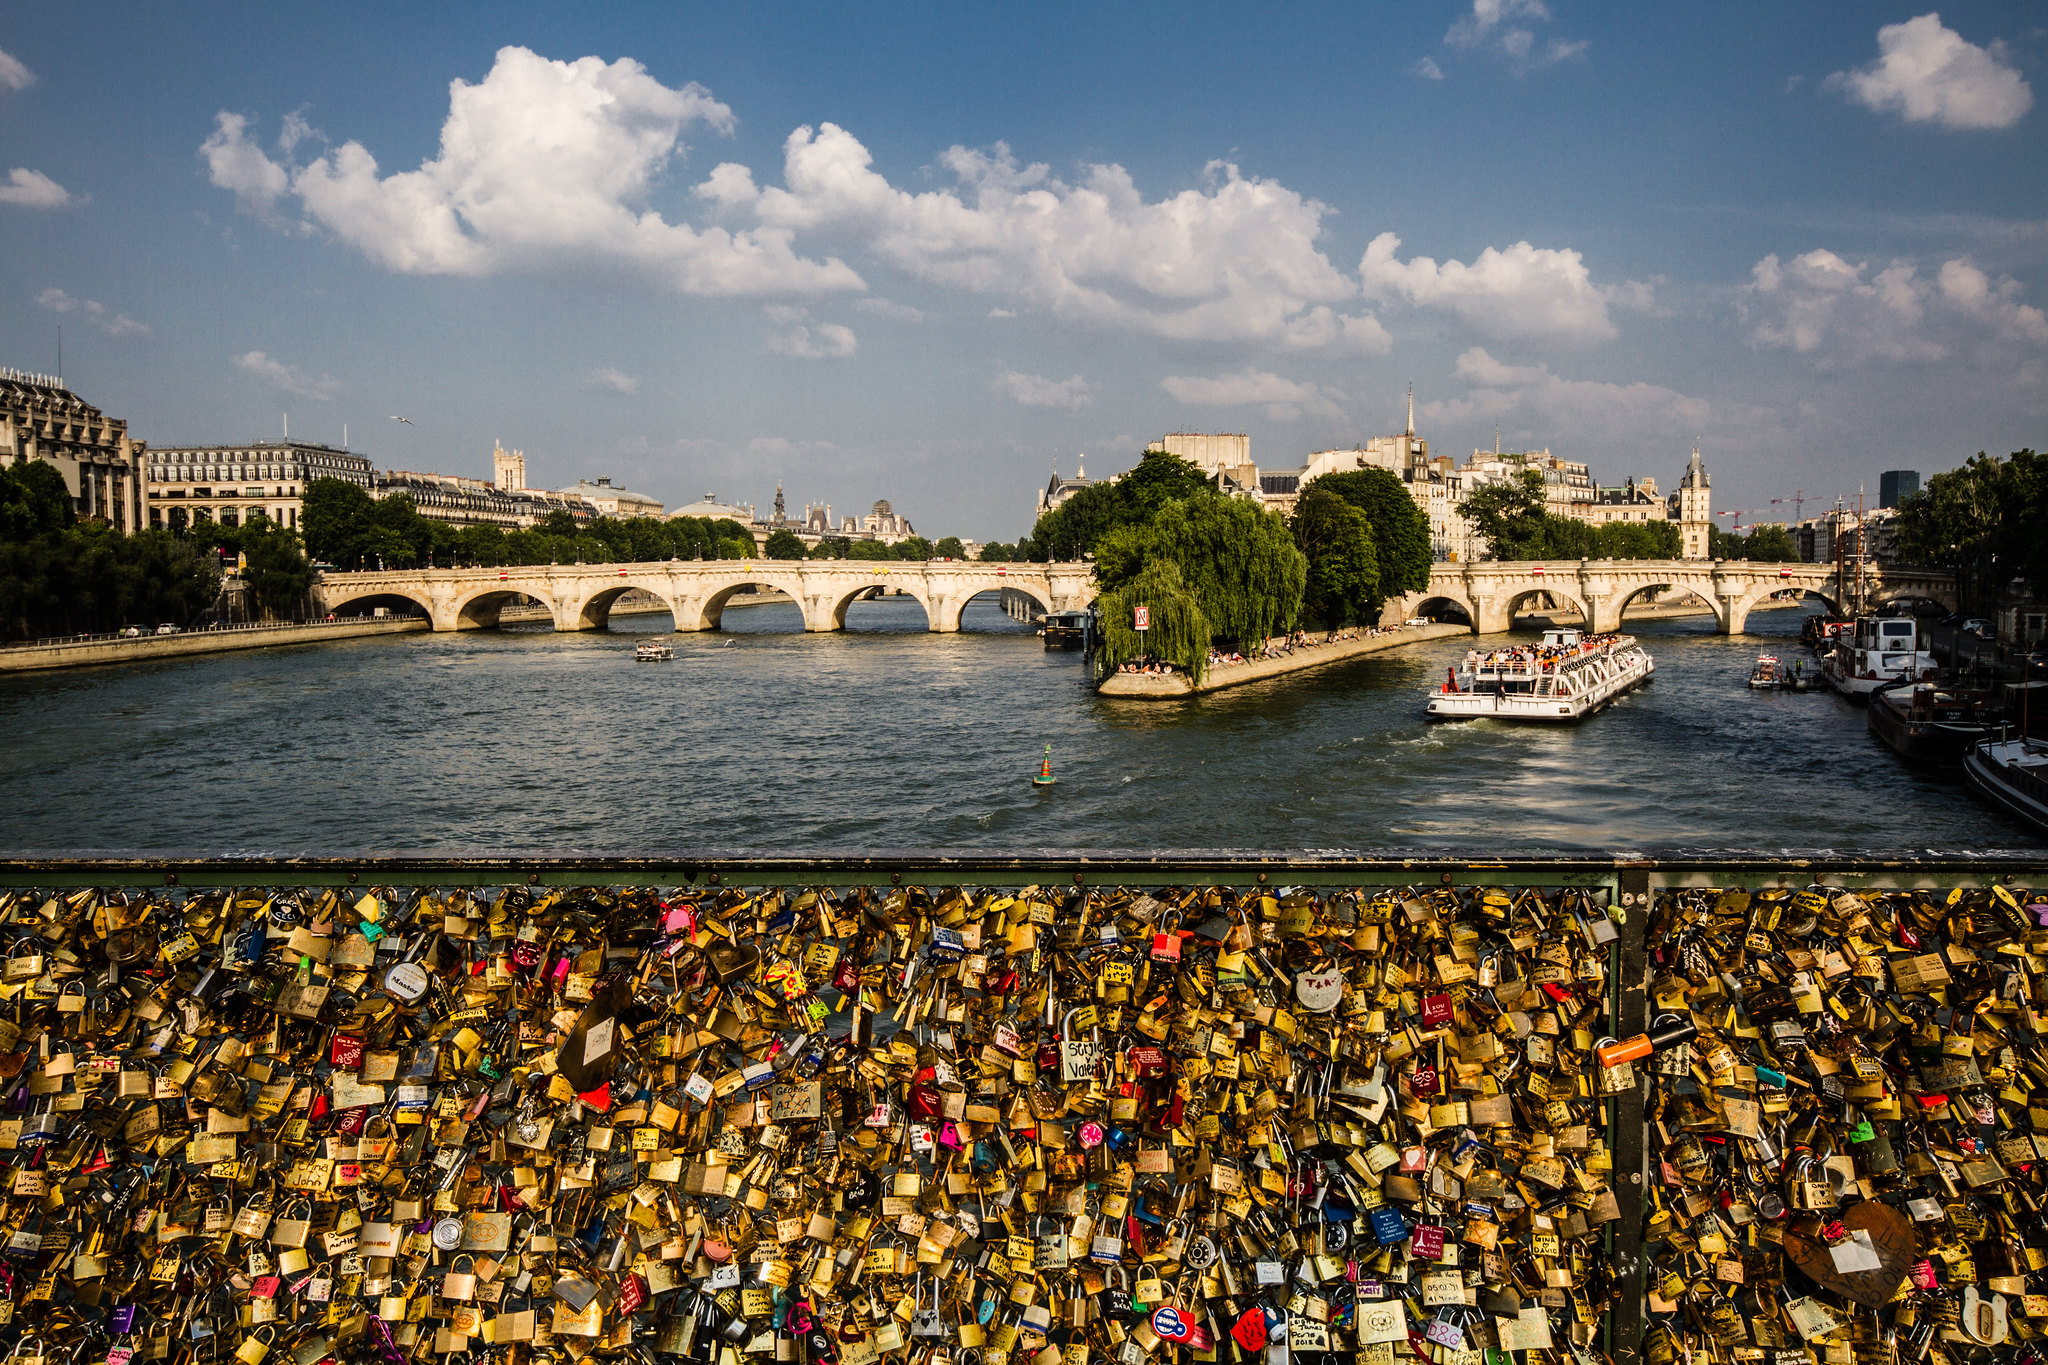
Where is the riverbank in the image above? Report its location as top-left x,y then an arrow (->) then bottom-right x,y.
1097,623 -> 1471,698
0,616 -> 430,673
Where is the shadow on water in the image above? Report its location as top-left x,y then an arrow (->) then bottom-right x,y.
0,599 -> 2035,853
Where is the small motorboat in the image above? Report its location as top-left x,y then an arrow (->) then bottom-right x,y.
634,642 -> 674,661
1749,654 -> 1787,689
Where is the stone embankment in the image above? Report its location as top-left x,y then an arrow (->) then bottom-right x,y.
1098,623 -> 1469,698
0,617 -> 430,674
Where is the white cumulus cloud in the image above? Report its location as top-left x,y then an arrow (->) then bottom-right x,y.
585,367 -> 639,395
1827,13 -> 2031,131
702,125 -> 1389,352
1359,232 -> 1649,344
763,305 -> 857,359
1410,58 -> 1445,81
1161,368 -> 1345,423
0,46 -> 33,94
993,372 -> 1093,410
1742,248 -> 2048,368
234,350 -> 340,400
36,287 -> 149,336
202,47 -> 862,296
1443,0 -> 1585,71
1426,347 -> 1716,437
0,168 -> 78,209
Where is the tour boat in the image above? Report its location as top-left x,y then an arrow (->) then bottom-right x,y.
1867,679 -> 2002,763
634,642 -> 674,661
1038,610 -> 1091,650
1819,617 -> 1937,701
1961,736 -> 2048,836
1425,629 -> 1654,723
1750,655 -> 1788,690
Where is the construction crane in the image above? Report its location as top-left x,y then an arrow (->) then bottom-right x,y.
1770,490 -> 1808,522
1716,509 -> 1762,533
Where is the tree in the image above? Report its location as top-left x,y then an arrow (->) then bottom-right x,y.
1896,450 -> 2046,611
977,542 -> 1015,562
933,536 -> 965,560
808,536 -> 850,560
1461,471 -> 1549,560
0,461 -> 74,540
1304,468 -> 1432,593
538,509 -> 582,538
894,536 -> 934,561
1025,450 -> 1215,561
1739,524 -> 1800,563
763,529 -> 807,560
1096,495 -> 1304,651
301,478 -> 380,570
1290,486 -> 1380,628
1590,520 -> 1681,560
1094,559 -> 1211,681
239,520 -> 313,619
844,538 -> 894,561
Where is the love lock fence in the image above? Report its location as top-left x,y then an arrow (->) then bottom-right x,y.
0,854 -> 2038,1365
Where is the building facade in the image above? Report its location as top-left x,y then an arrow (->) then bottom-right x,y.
493,442 -> 527,492
145,440 -> 373,531
1035,460 -> 1095,521
1879,469 -> 1920,509
1674,446 -> 1713,560
1,368 -> 147,530
379,469 -> 593,529
1582,477 -> 1666,526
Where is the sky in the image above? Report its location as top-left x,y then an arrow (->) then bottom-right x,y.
2,2 -> 2044,540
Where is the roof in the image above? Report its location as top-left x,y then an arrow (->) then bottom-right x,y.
669,497 -> 754,522
558,478 -> 663,506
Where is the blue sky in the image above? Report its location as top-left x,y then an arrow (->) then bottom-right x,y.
2,2 -> 2043,539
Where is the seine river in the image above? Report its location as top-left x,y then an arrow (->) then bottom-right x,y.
1,597 -> 2035,855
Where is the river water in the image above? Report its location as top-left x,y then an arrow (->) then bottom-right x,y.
1,598 -> 2035,855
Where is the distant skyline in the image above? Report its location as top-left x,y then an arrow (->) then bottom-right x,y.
2,3 -> 2043,538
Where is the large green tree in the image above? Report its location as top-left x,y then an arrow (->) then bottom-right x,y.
1024,450 -> 1215,561
933,536 -> 965,560
763,529 -> 807,560
894,536 -> 934,561
845,538 -> 895,561
1096,494 -> 1304,650
1094,559 -> 1212,681
1895,450 -> 2047,611
1302,468 -> 1432,594
1290,486 -> 1381,628
1461,471 -> 1550,560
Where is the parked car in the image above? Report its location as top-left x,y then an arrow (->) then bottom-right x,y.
119,626 -> 143,638
156,624 -> 180,635
1963,618 -> 1993,638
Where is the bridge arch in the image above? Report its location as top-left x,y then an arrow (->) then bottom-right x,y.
559,579 -> 683,632
683,573 -> 813,632
826,578 -> 935,632
1611,580 -> 1726,633
445,584 -> 562,631
939,583 -> 1053,633
1407,594 -> 1477,631
1486,585 -> 1594,636
323,588 -> 435,623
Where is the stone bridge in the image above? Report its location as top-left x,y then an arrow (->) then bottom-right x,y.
312,560 -> 1097,634
1383,559 -> 1957,635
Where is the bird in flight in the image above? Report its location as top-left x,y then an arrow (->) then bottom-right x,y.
389,415 -> 412,425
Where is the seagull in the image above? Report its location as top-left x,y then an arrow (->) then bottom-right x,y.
389,415 -> 412,425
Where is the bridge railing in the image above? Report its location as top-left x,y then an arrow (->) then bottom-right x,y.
0,850 -> 2036,1365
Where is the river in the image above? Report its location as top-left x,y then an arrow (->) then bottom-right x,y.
0,597 -> 2034,855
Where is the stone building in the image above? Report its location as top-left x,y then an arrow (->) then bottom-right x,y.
378,469 -> 593,529
1035,460 -> 1095,521
145,439 -> 373,531
555,477 -> 664,519
0,368 -> 147,530
1673,446 -> 1713,560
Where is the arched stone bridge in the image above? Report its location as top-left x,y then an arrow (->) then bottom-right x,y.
1383,559 -> 1958,635
312,561 -> 1097,633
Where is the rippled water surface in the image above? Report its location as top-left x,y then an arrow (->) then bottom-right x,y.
0,598 -> 2034,854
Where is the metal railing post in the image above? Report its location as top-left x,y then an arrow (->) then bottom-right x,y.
1609,866 -> 1652,1365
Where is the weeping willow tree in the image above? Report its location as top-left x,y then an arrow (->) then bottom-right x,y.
1094,559 -> 1211,682
1096,494 -> 1305,653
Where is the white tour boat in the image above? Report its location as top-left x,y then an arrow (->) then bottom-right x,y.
1818,616 -> 1936,701
1425,629 -> 1655,722
634,642 -> 674,662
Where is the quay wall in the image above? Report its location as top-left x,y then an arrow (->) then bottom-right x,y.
0,617 -> 429,674
1098,624 -> 1469,698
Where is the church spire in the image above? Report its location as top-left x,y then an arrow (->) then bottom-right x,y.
1405,383 -> 1415,437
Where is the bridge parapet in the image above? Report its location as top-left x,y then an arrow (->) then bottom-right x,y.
1382,559 -> 1954,636
313,561 -> 1098,635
